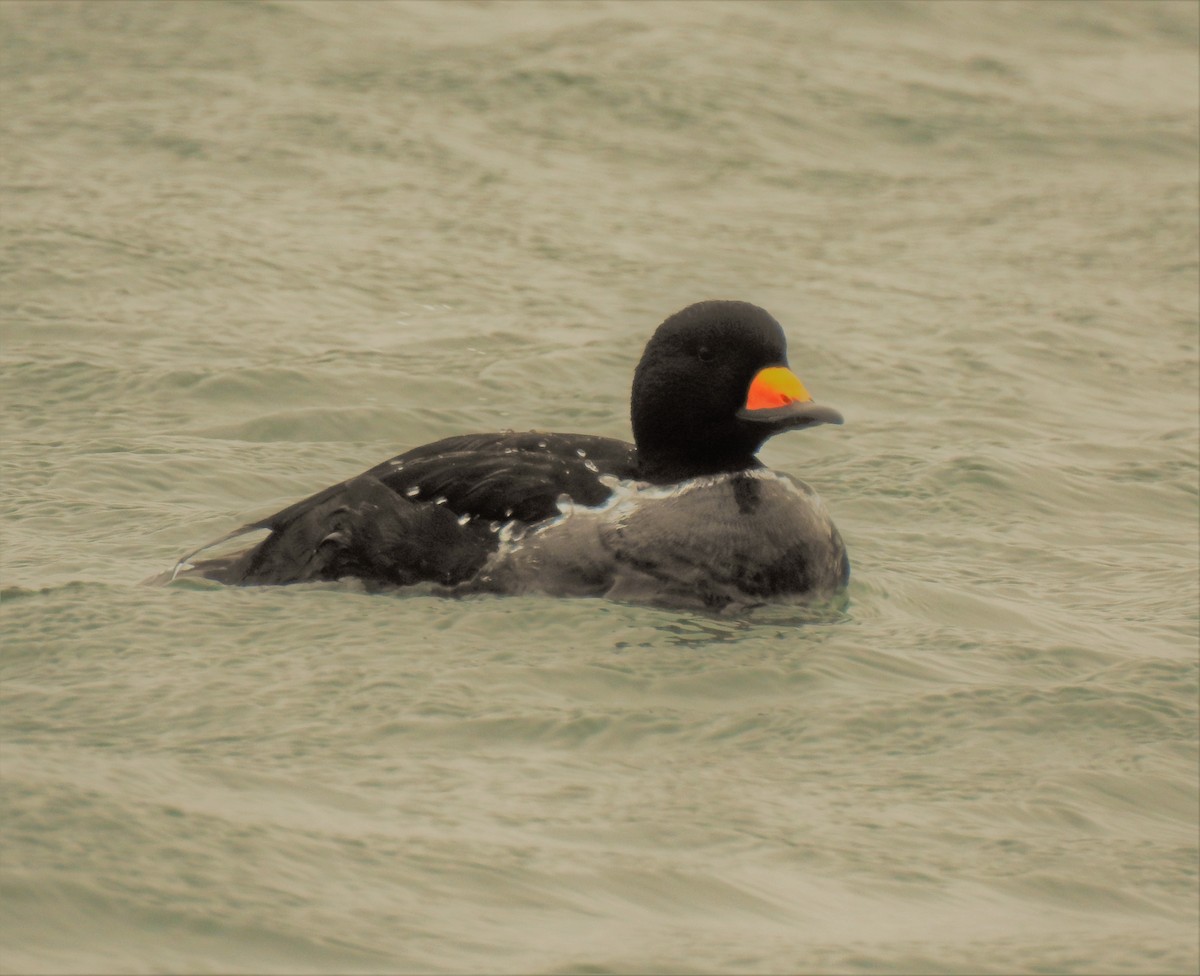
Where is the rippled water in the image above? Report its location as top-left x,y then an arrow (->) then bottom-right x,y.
2,2 -> 1198,973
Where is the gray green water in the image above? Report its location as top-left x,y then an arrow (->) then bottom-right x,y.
2,2 -> 1198,973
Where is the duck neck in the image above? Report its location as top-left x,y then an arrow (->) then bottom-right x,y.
635,446 -> 764,485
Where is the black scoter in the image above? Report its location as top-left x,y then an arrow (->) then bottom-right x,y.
168,301 -> 849,610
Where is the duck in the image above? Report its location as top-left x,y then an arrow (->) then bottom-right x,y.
169,300 -> 849,610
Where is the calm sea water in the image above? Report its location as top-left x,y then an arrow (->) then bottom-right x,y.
2,2 -> 1197,973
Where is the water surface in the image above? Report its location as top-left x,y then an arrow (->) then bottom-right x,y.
2,2 -> 1197,973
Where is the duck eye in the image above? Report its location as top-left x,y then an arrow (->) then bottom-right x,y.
696,346 -> 715,362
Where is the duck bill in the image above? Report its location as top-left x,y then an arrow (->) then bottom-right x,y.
735,366 -> 844,429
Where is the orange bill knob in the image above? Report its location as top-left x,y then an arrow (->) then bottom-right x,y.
737,366 -> 843,429
743,366 -> 812,411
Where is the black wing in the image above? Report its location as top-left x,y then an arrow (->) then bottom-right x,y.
365,431 -> 638,523
171,431 -> 638,586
